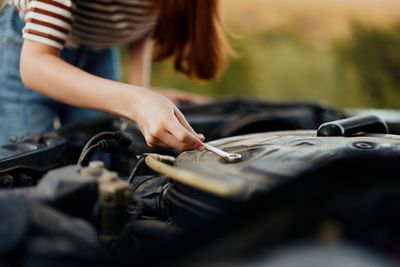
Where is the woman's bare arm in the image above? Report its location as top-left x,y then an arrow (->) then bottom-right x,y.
128,37 -> 153,87
128,38 -> 210,105
20,40 -> 204,151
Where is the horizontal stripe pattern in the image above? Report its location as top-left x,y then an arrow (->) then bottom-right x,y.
7,0 -> 156,50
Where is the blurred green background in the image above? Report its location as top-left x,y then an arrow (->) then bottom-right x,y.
122,0 -> 400,109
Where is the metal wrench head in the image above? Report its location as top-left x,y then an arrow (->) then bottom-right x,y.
204,143 -> 242,163
224,153 -> 243,163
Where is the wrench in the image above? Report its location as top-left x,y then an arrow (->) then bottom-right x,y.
204,143 -> 242,163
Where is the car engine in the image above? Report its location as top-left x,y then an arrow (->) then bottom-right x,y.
0,100 -> 399,267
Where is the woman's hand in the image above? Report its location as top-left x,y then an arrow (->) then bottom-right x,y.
130,87 -> 205,151
156,88 -> 211,105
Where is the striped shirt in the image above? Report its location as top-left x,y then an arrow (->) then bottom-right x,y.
5,0 -> 157,50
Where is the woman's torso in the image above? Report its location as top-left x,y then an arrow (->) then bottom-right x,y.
5,0 -> 156,50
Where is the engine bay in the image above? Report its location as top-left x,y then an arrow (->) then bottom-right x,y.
0,100 -> 400,267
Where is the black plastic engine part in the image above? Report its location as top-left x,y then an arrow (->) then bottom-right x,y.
0,132 -> 68,188
165,125 -> 400,226
317,114 -> 388,137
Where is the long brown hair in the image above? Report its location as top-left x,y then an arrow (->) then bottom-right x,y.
152,0 -> 230,80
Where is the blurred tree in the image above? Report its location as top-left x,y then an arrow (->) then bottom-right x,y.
337,25 -> 400,108
120,23 -> 400,110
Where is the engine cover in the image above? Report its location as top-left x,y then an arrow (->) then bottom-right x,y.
164,130 -> 400,224
176,131 -> 400,196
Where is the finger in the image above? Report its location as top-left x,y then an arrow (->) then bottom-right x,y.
143,124 -> 168,149
173,92 -> 211,105
174,107 -> 198,136
149,131 -> 204,152
150,138 -> 170,149
146,124 -> 197,151
145,130 -> 175,149
156,132 -> 193,152
188,95 -> 211,105
166,115 -> 203,150
197,134 -> 205,142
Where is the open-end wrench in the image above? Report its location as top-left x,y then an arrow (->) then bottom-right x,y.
204,143 -> 242,163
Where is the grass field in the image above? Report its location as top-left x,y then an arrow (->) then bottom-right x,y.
148,0 -> 400,109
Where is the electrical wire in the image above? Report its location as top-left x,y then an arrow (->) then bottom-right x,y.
81,131 -> 115,155
77,130 -> 132,166
77,143 -> 100,166
127,156 -> 146,186
77,131 -> 115,166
